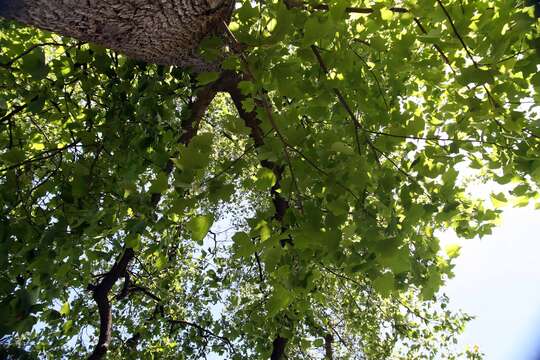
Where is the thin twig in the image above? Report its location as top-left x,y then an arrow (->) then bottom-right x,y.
286,146 -> 360,201
350,48 -> 389,110
0,104 -> 27,125
434,0 -> 505,121
311,46 -> 363,155
0,42 -> 63,68
435,0 -> 477,66
0,140 -> 83,174
366,129 -> 508,148
311,45 -> 382,165
169,319 -> 235,352
285,1 -> 408,14
412,18 -> 456,75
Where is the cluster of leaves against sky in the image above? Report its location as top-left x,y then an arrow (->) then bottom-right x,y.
0,0 -> 539,359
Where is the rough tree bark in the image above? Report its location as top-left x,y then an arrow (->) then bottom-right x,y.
0,0 -> 234,70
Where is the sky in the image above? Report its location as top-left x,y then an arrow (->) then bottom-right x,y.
205,177 -> 540,359
440,204 -> 540,360
205,197 -> 540,360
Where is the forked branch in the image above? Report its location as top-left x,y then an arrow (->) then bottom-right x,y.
87,75 -> 225,359
87,248 -> 135,360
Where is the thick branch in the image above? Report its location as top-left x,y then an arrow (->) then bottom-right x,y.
324,333 -> 333,360
87,248 -> 135,360
221,71 -> 293,356
151,77 -> 224,206
223,73 -> 290,222
222,24 -> 303,211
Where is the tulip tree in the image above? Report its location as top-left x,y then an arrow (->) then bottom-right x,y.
0,0 -> 538,359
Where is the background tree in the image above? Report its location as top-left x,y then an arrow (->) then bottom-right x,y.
0,0 -> 538,359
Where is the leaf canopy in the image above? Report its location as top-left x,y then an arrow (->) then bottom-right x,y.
0,0 -> 538,359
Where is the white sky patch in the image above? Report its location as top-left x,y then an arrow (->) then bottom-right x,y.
440,204 -> 540,359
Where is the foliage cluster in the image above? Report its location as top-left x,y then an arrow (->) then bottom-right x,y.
0,0 -> 538,358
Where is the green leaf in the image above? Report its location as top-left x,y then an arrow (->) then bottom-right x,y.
155,253 -> 167,270
71,175 -> 89,198
267,284 -> 291,316
302,17 -> 321,45
445,244 -> 461,258
313,338 -> 324,347
379,247 -> 410,274
490,192 -> 507,208
370,36 -> 386,52
237,3 -> 258,21
417,30 -> 441,44
30,142 -> 45,151
373,273 -> 394,297
20,48 -> 48,80
256,220 -> 272,242
331,141 -> 354,155
175,133 -> 214,172
59,302 -> 70,316
380,8 -> 394,21
28,96 -> 45,114
241,98 -> 255,112
232,232 -> 255,257
457,67 -> 495,85
62,320 -> 73,334
421,271 -> 442,299
196,71 -> 220,86
254,168 -> 277,190
2,149 -> 26,164
149,172 -> 169,194
188,215 -> 214,244
238,80 -> 256,96
265,4 -> 292,44
125,233 -> 142,249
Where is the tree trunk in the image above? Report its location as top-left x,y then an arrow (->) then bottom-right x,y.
0,0 -> 233,70
324,333 -> 333,360
270,335 -> 288,360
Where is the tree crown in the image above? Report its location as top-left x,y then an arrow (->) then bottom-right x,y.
0,0 -> 538,358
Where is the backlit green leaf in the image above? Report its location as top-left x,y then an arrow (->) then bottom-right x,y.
188,215 -> 214,244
